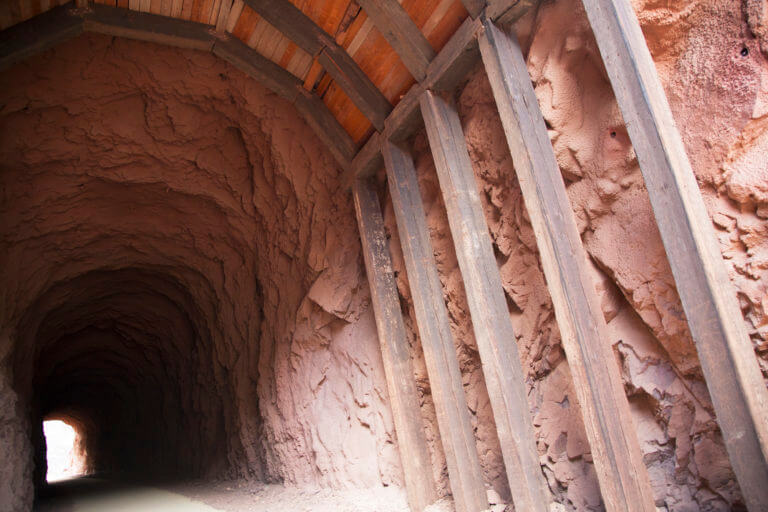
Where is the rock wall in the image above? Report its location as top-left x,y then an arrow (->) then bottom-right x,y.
1,0 -> 767,511
376,0 -> 768,510
0,33 -> 396,511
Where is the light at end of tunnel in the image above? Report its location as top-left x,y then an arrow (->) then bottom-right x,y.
43,419 -> 86,482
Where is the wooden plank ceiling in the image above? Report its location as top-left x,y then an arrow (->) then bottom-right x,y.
0,0 -> 469,146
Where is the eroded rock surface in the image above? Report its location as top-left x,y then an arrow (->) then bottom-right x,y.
1,0 -> 767,511
0,33 -> 394,512
378,0 -> 768,509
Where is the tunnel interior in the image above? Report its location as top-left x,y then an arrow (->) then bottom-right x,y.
0,31 -> 376,508
3,2 -> 766,511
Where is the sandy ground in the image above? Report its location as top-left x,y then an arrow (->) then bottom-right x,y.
35,477 -> 432,512
171,479 -> 415,512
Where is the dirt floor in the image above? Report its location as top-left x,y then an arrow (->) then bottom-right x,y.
34,477 -> 431,512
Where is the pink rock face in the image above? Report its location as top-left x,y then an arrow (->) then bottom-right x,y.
0,33 -> 397,511
1,0 -> 767,511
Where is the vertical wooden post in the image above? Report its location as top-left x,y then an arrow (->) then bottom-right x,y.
383,139 -> 489,512
580,1 -> 768,508
478,20 -> 656,511
419,90 -> 549,512
353,178 -> 438,512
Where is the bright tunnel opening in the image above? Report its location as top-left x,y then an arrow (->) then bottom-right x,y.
43,419 -> 86,483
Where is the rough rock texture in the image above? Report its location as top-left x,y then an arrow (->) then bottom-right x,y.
2,0 -> 768,511
376,0 -> 767,510
0,34 -> 395,512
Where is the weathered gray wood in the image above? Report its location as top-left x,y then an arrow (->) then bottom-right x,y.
419,90 -> 549,511
317,46 -> 392,131
383,139 -> 488,512
580,1 -> 768,508
84,3 -> 214,51
293,88 -> 357,165
355,0 -> 435,81
486,0 -> 538,24
243,0 -> 392,131
213,35 -> 300,102
347,132 -> 383,185
352,178 -> 438,512
459,0 -> 485,19
0,4 -> 83,71
424,16 -> 481,92
242,0 -> 325,54
478,20 -> 656,511
384,83 -> 424,143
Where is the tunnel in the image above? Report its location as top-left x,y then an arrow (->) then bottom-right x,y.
3,0 -> 768,511
0,29 -> 369,509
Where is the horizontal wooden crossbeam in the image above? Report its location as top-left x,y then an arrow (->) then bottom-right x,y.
243,0 -> 392,131
343,0 -> 539,186
0,4 -> 83,70
355,0 -> 435,81
0,2 -> 356,167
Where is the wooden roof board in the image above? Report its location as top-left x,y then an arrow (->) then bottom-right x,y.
231,4 -> 257,41
290,0 -> 350,38
0,0 -> 476,155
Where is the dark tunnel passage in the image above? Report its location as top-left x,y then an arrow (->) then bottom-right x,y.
0,32 -> 367,511
15,269 -> 232,491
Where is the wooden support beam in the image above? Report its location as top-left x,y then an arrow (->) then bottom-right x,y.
383,139 -> 488,512
316,46 -> 391,131
486,0 -> 538,25
84,3 -> 214,51
212,35 -> 300,102
460,0 -> 485,19
419,90 -> 549,512
350,132 -> 383,181
347,16 -> 483,180
243,0 -> 392,130
424,16 -> 481,92
355,0 -> 435,81
293,88 -> 357,164
478,20 -> 656,511
352,178 -> 438,512
580,1 -> 768,508
0,4 -> 83,71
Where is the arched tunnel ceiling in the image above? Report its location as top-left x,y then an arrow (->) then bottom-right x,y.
0,0 -> 473,154
0,29 -> 363,492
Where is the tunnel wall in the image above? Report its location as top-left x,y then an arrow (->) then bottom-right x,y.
0,33 -> 397,511
375,0 -> 768,509
1,0 -> 767,511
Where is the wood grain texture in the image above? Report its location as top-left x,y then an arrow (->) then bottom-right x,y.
478,19 -> 656,511
352,177 -> 438,512
293,88 -> 357,164
383,139 -> 488,512
317,45 -> 391,130
579,2 -> 768,508
244,0 -> 391,130
347,13 -> 481,181
424,15 -> 480,91
84,2 -> 214,50
212,34 -> 299,101
0,3 -> 82,70
458,0 -> 483,19
420,90 -> 549,512
348,131 -> 383,184
355,0 -> 435,81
